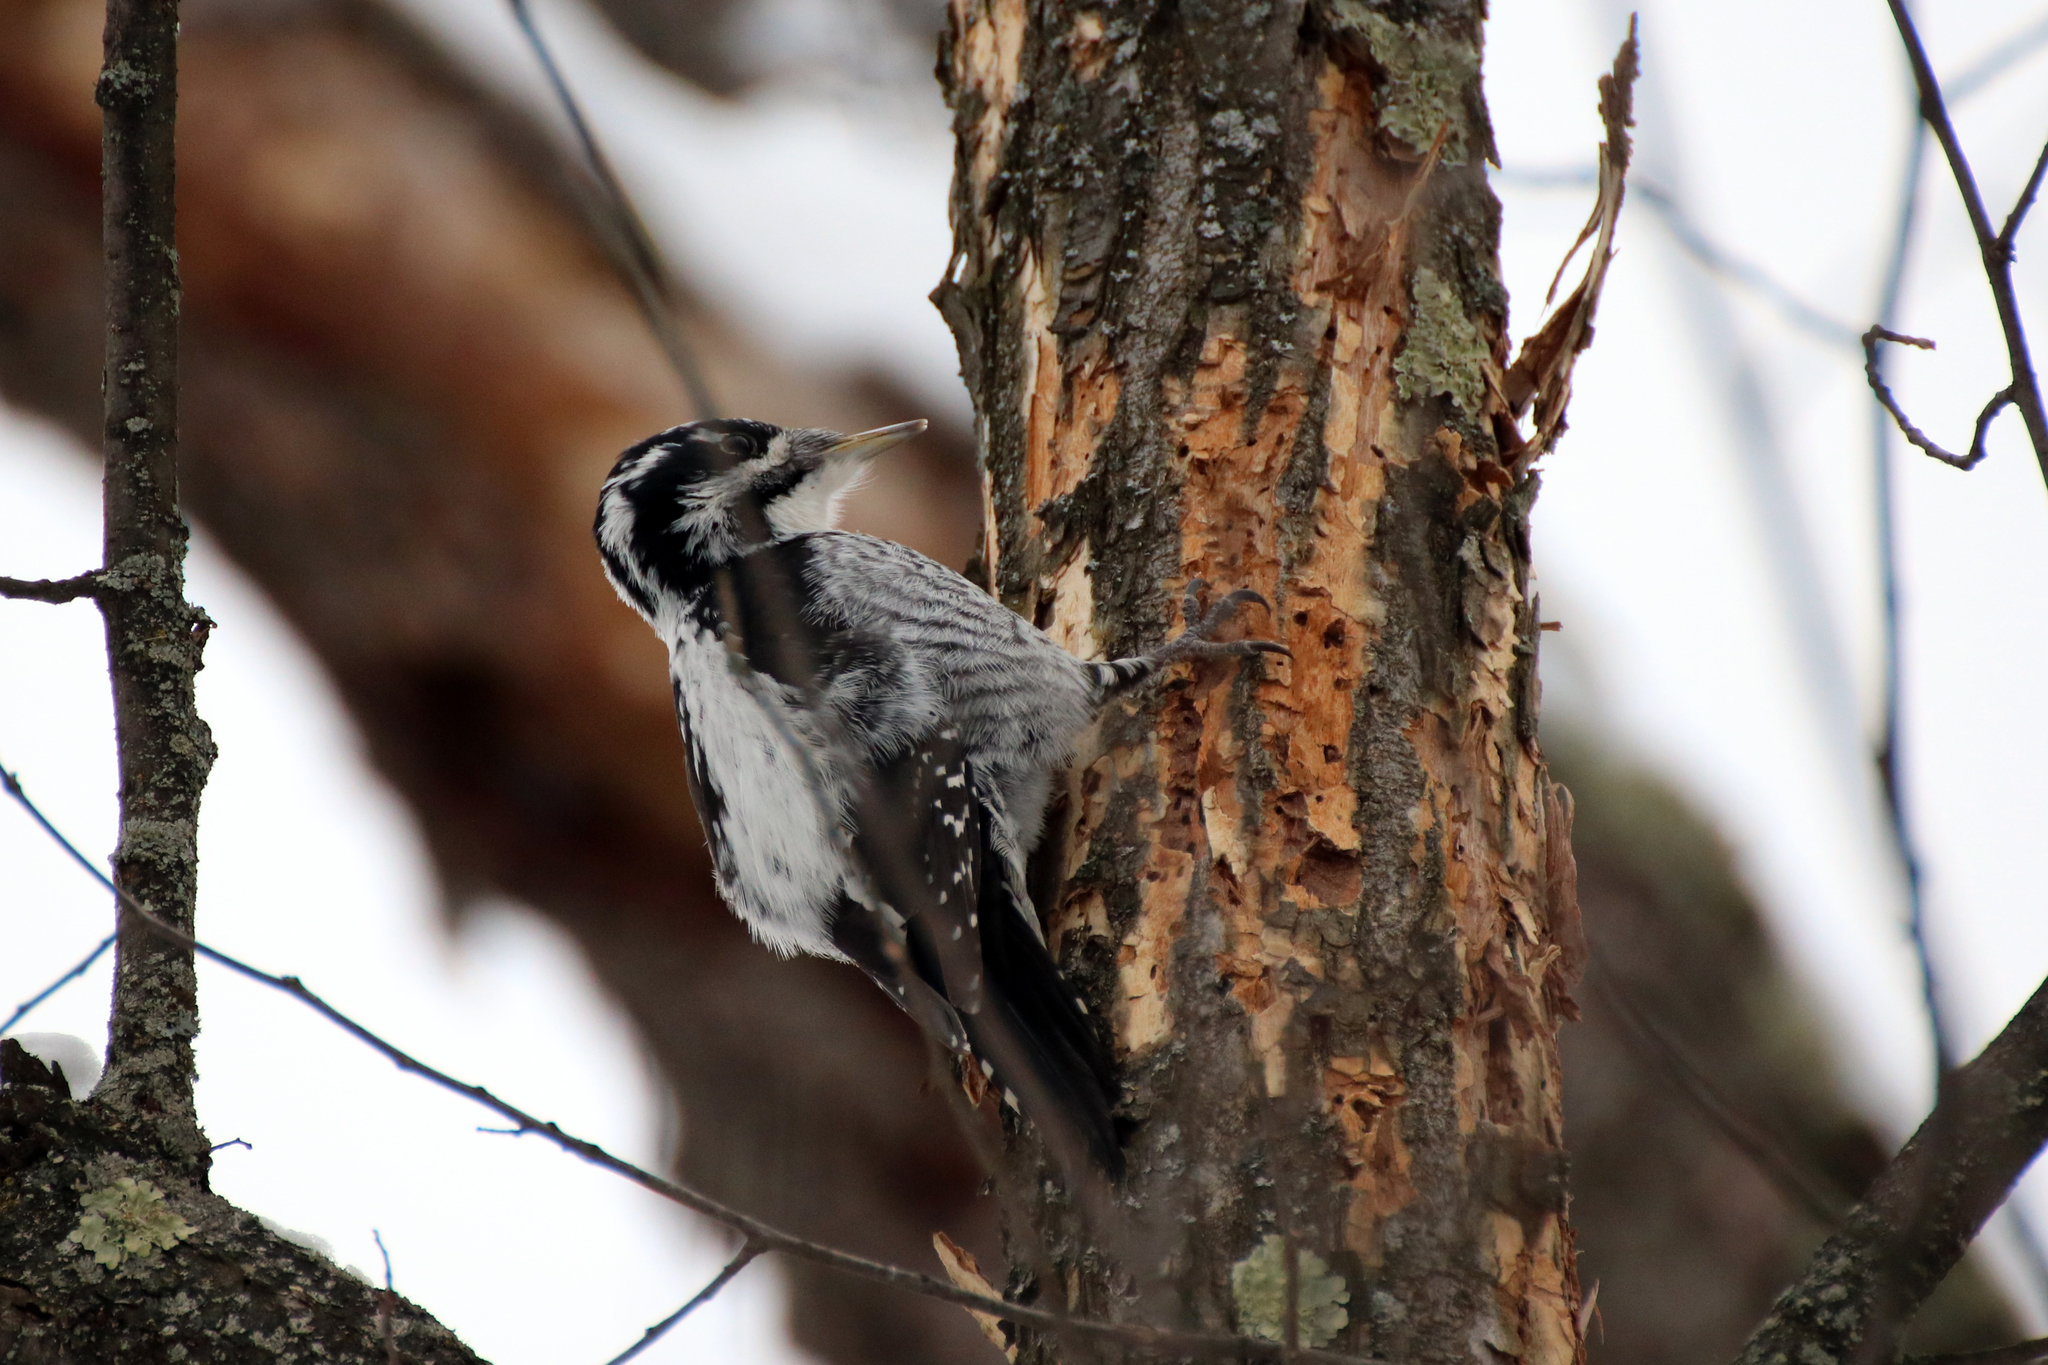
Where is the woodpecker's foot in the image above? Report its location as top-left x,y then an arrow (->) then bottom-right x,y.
1156,579 -> 1290,664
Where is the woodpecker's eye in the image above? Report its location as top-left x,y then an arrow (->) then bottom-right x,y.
720,432 -> 758,459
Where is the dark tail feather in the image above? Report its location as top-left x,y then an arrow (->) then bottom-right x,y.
968,853 -> 1123,1180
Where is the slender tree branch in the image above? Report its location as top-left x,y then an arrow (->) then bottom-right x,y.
1948,13 -> 2048,101
1733,973 -> 2048,1365
1590,959 -> 1850,1226
1862,327 -> 2013,472
0,929 -> 117,1035
1867,54 -> 2048,1309
372,1229 -> 401,1365
1885,0 -> 2048,485
0,571 -> 102,603
0,762 -> 1378,1365
1999,139 -> 2048,250
503,0 -> 716,420
1904,1337 -> 2048,1365
600,1241 -> 763,1365
1866,113 -> 1956,1076
91,0 -> 218,1168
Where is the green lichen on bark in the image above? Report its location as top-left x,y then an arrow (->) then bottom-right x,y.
1230,1234 -> 1352,1347
1319,4 -> 1481,162
0,1050 -> 484,1362
1394,266 -> 1487,415
66,1175 -> 197,1267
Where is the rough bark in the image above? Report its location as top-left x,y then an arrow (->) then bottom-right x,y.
91,0 -> 217,1175
0,1041 -> 484,1362
935,1 -> 1579,1359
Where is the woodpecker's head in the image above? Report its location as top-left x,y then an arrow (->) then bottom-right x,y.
596,417 -> 926,612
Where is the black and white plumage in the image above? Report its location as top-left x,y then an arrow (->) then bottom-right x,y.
593,416 -> 1283,1176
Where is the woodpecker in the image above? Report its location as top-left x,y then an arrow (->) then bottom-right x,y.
594,417 -> 1284,1176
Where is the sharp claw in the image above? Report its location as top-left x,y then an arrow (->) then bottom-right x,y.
1250,640 -> 1291,657
1223,588 -> 1269,612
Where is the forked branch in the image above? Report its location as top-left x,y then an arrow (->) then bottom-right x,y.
1874,0 -> 2048,483
1863,327 -> 2014,471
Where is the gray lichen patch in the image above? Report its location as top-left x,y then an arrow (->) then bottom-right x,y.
1320,4 -> 1479,163
64,1175 -> 196,1268
1230,1233 -> 1352,1347
1394,266 -> 1487,416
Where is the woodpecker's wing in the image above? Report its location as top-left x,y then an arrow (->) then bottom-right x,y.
837,724 -> 989,1018
719,537 -> 1120,1174
829,728 -> 1121,1177
961,764 -> 1122,1176
787,533 -> 1100,775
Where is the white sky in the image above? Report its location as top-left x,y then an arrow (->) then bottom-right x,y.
4,0 -> 2048,1355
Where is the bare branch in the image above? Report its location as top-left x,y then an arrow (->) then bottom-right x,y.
600,1241 -> 762,1365
1904,1337 -> 2048,1365
2000,139 -> 2048,250
1495,166 -> 1864,348
1884,0 -> 2048,485
0,760 -> 1380,1365
1862,327 -> 2014,471
0,927 -> 117,1035
0,571 -> 101,603
503,0 -> 717,420
1734,973 -> 2048,1365
372,1229 -> 400,1365
91,0 -> 219,1168
1590,959 -> 1849,1226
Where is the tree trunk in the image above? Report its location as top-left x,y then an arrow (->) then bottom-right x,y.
936,3 -> 1585,1359
92,0 -> 217,1173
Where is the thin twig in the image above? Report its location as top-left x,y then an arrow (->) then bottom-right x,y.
1948,12 -> 2048,101
1867,106 -> 1941,1072
1590,958 -> 1850,1226
1903,1336 -> 2048,1365
372,1229 -> 400,1365
1999,138 -> 2048,250
1885,0 -> 2048,485
600,1241 -> 762,1365
1495,167 -> 1862,348
1865,65 -> 2048,1311
1866,111 -> 1951,1078
1862,327 -> 2013,471
1,932 -> 117,1035
0,760 -> 1377,1365
1632,182 -> 1863,346
0,572 -> 101,604
504,0 -> 717,420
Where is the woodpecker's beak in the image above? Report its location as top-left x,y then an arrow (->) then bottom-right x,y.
823,420 -> 927,464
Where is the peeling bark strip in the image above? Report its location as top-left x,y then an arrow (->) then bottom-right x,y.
94,0 -> 217,1168
936,2 -> 1582,1361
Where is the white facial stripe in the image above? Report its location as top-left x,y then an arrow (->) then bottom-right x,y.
766,456 -> 870,538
